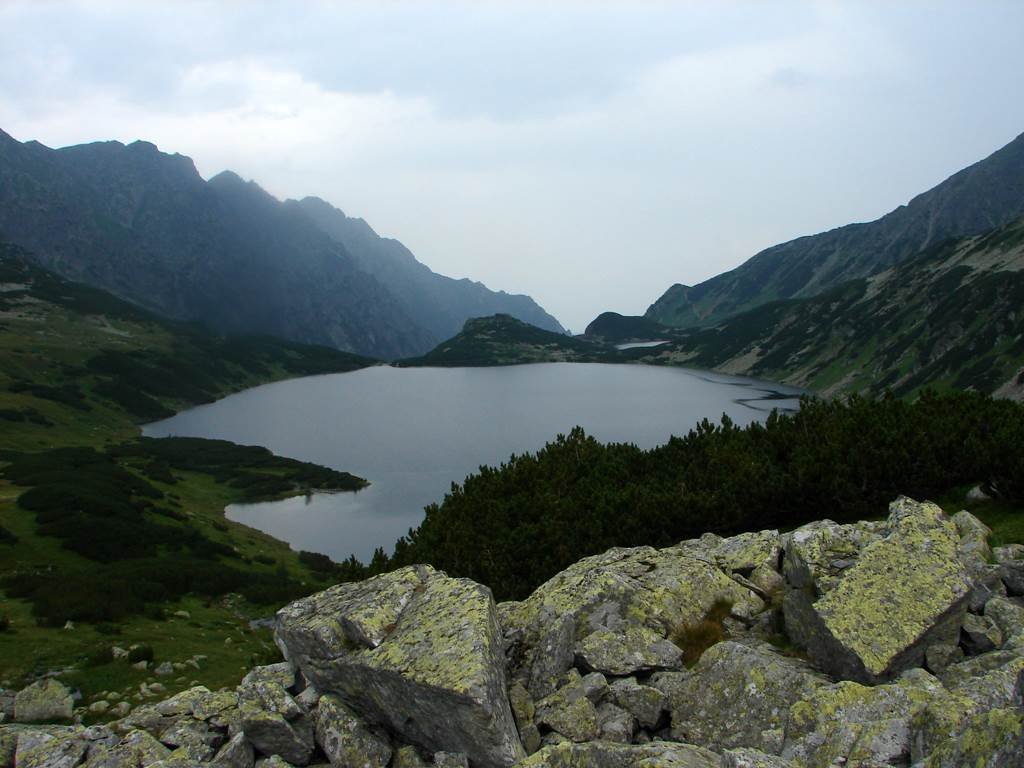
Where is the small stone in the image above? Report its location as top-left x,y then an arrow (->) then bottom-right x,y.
596,701 -> 636,743
154,663 -> 174,677
211,732 -> 255,768
609,678 -> 667,730
88,701 -> 111,715
962,613 -> 1003,654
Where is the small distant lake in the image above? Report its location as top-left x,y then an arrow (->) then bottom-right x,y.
144,363 -> 801,563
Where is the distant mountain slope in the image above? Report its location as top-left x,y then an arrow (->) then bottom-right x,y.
292,196 -> 565,340
398,314 -> 614,367
647,215 -> 1024,398
583,311 -> 670,342
648,131 -> 1024,328
0,129 -> 563,358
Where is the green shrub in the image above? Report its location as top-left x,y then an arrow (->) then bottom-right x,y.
85,645 -> 115,667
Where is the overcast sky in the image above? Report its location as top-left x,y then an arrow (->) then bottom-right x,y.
2,1 -> 1024,331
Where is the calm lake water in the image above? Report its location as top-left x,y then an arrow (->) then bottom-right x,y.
144,363 -> 801,562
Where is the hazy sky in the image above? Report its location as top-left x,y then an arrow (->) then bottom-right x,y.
3,1 -> 1024,331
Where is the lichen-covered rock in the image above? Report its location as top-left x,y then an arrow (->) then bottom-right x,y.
595,703 -> 635,744
659,641 -> 827,754
721,749 -> 793,768
534,677 -> 600,743
314,694 -> 391,768
782,669 -> 944,768
14,728 -> 90,768
675,530 -> 781,576
504,545 -> 764,654
390,745 -> 429,768
241,665 -> 295,692
275,565 -> 523,768
922,707 -> 1024,768
211,733 -> 254,768
83,729 -> 171,768
783,498 -> 974,683
158,719 -> 224,757
432,752 -> 468,768
525,614 -> 575,700
608,679 -> 666,731
515,740 -> 723,767
781,519 -> 885,594
984,596 -> 1024,642
953,510 -> 994,578
576,627 -> 682,677
238,707 -> 314,766
15,681 -> 74,724
962,613 -> 1002,654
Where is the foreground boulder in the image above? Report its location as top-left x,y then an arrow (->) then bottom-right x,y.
274,565 -> 524,768
783,498 -> 975,683
654,640 -> 829,754
501,543 -> 766,699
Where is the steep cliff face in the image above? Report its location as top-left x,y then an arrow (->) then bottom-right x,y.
5,497 -> 1023,767
647,130 -> 1024,329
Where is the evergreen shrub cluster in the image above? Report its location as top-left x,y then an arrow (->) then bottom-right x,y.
381,391 -> 1024,600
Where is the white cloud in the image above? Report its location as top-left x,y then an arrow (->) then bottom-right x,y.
1,1 -> 1023,331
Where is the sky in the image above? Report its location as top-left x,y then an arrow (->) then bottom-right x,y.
2,1 -> 1024,332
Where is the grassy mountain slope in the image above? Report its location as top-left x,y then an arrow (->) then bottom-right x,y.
647,130 -> 1024,328
293,196 -> 566,342
0,244 -> 373,696
645,216 -> 1024,398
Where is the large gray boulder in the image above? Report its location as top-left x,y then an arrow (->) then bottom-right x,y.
783,498 -> 975,683
14,681 -> 74,724
502,544 -> 765,697
274,565 -> 523,768
655,640 -> 829,754
782,669 -> 944,768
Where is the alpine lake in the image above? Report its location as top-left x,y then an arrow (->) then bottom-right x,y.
144,363 -> 802,562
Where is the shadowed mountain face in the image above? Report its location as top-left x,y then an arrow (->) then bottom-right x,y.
292,197 -> 565,341
0,129 -> 562,359
647,131 -> 1024,328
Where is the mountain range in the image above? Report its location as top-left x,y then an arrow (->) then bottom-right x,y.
0,129 -> 563,359
646,130 -> 1024,329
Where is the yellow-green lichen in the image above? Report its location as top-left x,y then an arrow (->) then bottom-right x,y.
365,575 -> 500,698
814,500 -> 971,676
924,708 -> 1023,768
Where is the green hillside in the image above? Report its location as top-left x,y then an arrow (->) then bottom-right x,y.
0,244 -> 374,699
644,215 -> 1024,398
